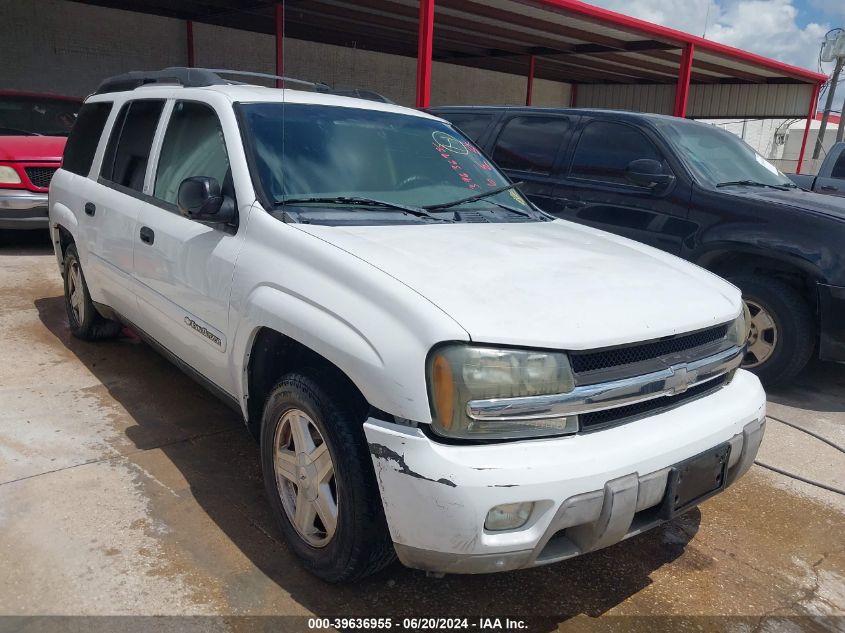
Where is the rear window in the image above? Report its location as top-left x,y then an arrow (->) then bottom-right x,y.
100,100 -> 165,191
62,102 -> 112,177
832,151 -> 845,179
0,95 -> 81,137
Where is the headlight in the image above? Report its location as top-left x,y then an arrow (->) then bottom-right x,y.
427,344 -> 577,440
0,165 -> 21,185
727,302 -> 751,347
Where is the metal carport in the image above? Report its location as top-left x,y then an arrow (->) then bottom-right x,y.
71,0 -> 829,172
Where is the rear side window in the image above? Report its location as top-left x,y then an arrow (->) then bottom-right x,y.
492,116 -> 568,174
100,99 -> 165,191
832,152 -> 845,179
154,101 -> 230,205
442,113 -> 493,143
569,121 -> 663,185
62,102 -> 112,176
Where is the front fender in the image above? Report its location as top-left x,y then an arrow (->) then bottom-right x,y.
226,210 -> 469,424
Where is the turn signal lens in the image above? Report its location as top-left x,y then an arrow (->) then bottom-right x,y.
0,166 -> 21,184
431,353 -> 455,430
485,502 -> 534,531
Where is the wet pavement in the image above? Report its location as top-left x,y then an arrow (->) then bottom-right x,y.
0,230 -> 843,630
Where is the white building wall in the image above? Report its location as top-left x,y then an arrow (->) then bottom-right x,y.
0,0 -> 571,108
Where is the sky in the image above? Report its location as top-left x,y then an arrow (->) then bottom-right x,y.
584,0 -> 844,113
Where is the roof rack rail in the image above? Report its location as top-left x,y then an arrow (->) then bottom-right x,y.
94,67 -> 330,95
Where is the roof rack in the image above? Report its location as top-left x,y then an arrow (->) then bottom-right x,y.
94,67 -> 330,95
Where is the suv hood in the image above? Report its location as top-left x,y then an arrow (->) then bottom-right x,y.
0,135 -> 66,162
296,220 -> 740,350
724,187 -> 845,221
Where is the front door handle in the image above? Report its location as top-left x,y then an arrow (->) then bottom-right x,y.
84,202 -> 96,217
139,226 -> 155,245
563,200 -> 586,210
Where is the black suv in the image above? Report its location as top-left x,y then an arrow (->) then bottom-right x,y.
431,106 -> 845,386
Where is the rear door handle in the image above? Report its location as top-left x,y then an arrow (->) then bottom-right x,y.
84,202 -> 96,217
820,185 -> 838,191
563,200 -> 586,209
139,226 -> 155,245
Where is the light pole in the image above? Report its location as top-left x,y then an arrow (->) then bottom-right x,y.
814,29 -> 845,158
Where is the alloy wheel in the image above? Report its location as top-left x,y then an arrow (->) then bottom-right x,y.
273,408 -> 338,547
742,299 -> 778,368
68,261 -> 86,325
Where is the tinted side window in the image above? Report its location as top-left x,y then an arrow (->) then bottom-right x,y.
492,116 -> 568,174
570,121 -> 663,185
100,100 -> 164,191
62,102 -> 112,176
154,101 -> 230,205
442,113 -> 493,143
831,151 -> 845,179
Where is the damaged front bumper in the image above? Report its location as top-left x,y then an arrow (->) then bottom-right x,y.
364,369 -> 766,575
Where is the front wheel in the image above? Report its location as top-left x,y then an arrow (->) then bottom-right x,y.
728,274 -> 814,387
260,372 -> 395,582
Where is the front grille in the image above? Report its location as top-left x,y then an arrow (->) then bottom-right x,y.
25,167 -> 57,189
570,324 -> 729,374
579,374 -> 729,432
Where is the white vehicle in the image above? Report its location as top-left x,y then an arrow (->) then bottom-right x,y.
49,68 -> 766,582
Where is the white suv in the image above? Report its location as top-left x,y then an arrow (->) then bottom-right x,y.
49,68 -> 766,582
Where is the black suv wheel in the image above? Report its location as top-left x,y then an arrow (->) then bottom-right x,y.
729,274 -> 814,386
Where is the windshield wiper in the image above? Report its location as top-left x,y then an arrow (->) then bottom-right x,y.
423,182 -> 525,211
277,196 -> 452,222
715,180 -> 793,191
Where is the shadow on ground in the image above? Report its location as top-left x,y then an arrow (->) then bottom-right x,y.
0,228 -> 52,254
766,358 -> 845,413
33,293 -> 707,623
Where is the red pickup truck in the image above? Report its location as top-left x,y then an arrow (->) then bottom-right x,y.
0,90 -> 81,230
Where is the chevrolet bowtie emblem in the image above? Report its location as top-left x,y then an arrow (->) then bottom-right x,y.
665,365 -> 690,396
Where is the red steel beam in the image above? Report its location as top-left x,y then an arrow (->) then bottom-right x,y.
514,0 -> 826,84
526,55 -> 535,105
673,43 -> 694,117
416,0 -> 435,108
186,20 -> 195,68
796,82 -> 822,174
275,2 -> 284,87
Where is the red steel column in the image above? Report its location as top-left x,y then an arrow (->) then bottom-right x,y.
673,43 -> 694,118
416,0 -> 435,108
525,55 -> 535,106
569,83 -> 578,107
186,20 -> 195,67
796,82 -> 822,174
275,2 -> 284,87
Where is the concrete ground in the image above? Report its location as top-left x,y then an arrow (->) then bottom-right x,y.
1,230 -> 843,630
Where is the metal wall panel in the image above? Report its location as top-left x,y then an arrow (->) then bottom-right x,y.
575,84 -> 674,114
576,83 -> 814,118
687,83 -> 814,118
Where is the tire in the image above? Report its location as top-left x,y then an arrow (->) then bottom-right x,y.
63,244 -> 121,340
728,274 -> 814,387
260,372 -> 395,582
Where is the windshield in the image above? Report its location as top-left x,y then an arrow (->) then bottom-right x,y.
657,118 -> 794,188
0,95 -> 81,136
241,103 -> 538,220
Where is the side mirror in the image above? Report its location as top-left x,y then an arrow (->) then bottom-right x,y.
625,159 -> 675,189
177,176 -> 234,223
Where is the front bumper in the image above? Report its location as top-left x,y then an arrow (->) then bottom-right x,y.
365,369 -> 766,575
0,188 -> 49,229
819,283 -> 845,363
